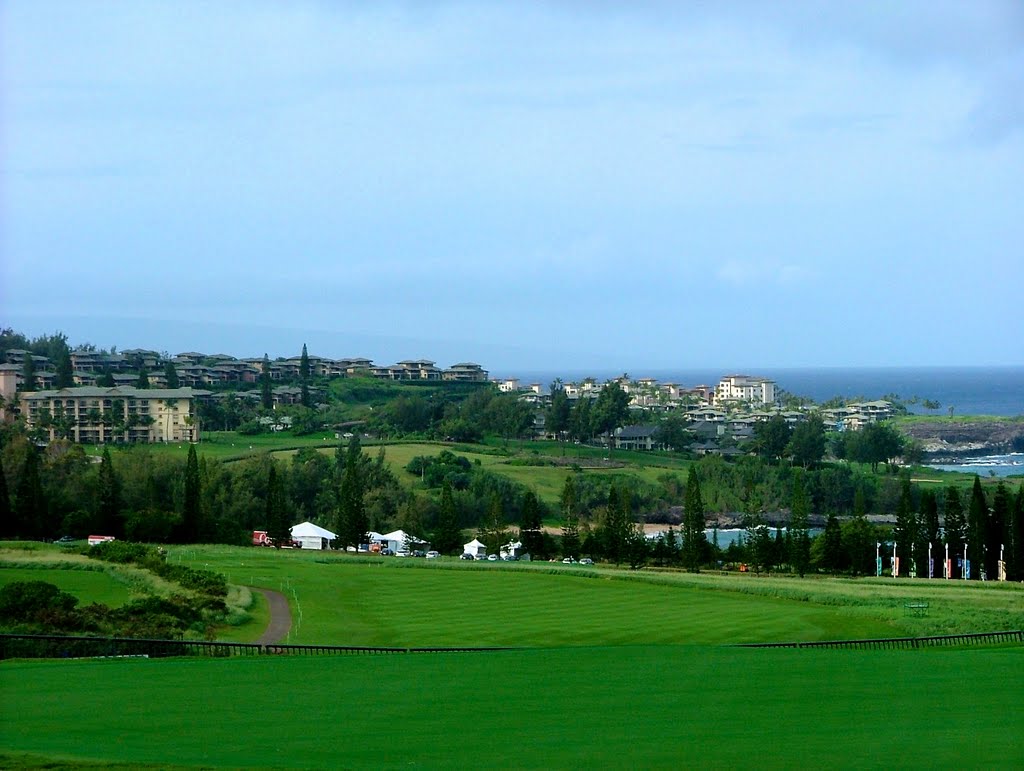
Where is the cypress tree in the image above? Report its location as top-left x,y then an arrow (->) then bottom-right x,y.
432,480 -> 462,555
919,489 -> 940,577
967,476 -> 987,579
822,512 -> 843,575
97,365 -> 116,388
682,466 -> 705,572
55,349 -> 75,388
164,361 -> 180,389
260,354 -> 273,410
337,434 -> 367,549
0,454 -> 12,538
520,490 -> 544,558
892,477 -> 917,576
789,469 -> 811,577
180,444 -> 201,543
14,446 -> 46,538
96,447 -> 122,537
21,355 -> 37,392
135,356 -> 150,389
560,475 -> 580,559
299,344 -> 312,408
603,485 -> 631,565
266,464 -> 291,548
943,486 -> 966,575
989,483 -> 1010,580
1009,484 -> 1024,581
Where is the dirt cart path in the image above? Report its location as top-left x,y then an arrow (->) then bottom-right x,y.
250,587 -> 293,645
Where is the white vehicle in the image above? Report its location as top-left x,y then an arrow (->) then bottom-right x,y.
395,550 -> 411,558
425,550 -> 440,559
579,558 -> 594,565
562,557 -> 576,564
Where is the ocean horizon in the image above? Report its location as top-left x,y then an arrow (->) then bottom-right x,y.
494,366 -> 1024,418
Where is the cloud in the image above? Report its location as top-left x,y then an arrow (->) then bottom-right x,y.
716,260 -> 815,286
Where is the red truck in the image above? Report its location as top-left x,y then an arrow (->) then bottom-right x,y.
252,530 -> 300,548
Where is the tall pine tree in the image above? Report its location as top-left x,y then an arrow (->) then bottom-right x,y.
299,344 -> 312,408
180,444 -> 201,543
789,470 -> 811,577
96,447 -> 122,537
14,446 -> 46,538
892,477 -> 917,576
1009,484 -> 1024,581
520,490 -> 545,558
432,480 -> 462,555
967,475 -> 987,579
164,361 -> 180,388
337,434 -> 367,549
260,354 -> 273,409
943,486 -> 966,575
682,466 -> 705,572
560,474 -> 581,559
55,349 -> 75,388
989,483 -> 1010,580
266,464 -> 291,548
919,489 -> 940,577
0,454 -> 12,538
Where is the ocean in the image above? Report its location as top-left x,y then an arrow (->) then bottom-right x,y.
503,366 -> 1024,417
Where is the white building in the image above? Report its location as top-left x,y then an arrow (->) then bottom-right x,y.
714,375 -> 777,407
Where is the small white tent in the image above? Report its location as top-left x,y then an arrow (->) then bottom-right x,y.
464,538 -> 487,558
290,521 -> 336,550
380,529 -> 427,554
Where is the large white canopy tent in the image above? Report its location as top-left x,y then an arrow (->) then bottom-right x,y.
290,521 -> 336,550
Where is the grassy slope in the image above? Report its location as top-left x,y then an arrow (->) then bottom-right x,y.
2,646 -> 1022,769
171,545 -> 1024,645
0,567 -> 137,609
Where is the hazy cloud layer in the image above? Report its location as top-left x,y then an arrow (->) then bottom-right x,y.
2,1 -> 1021,370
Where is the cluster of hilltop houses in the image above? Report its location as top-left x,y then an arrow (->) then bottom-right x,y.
500,373 -> 895,454
2,345 -> 895,448
0,347 -> 488,390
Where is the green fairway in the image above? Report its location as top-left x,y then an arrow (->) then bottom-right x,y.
172,544 -> 1024,645
2,646 -> 1021,769
0,567 -> 137,608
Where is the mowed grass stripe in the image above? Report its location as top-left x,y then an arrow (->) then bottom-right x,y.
2,646 -> 1021,769
201,554 -> 901,646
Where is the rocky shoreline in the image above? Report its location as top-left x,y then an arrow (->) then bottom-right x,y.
898,418 -> 1024,460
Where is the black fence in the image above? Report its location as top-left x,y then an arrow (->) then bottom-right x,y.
0,633 -> 516,661
735,630 -> 1024,651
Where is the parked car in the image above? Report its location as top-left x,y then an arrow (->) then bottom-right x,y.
459,553 -> 475,560
395,550 -> 411,558
425,550 -> 440,559
579,558 -> 594,565
412,550 -> 426,558
487,554 -> 499,561
55,535 -> 77,544
380,548 -> 394,556
562,557 -> 576,564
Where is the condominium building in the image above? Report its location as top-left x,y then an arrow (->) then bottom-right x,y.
714,375 -> 777,407
19,386 -> 210,444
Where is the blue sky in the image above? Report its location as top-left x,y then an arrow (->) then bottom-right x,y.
2,1 -> 1022,374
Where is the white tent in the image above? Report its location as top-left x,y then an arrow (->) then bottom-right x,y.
464,538 -> 487,558
290,521 -> 336,550
380,529 -> 427,554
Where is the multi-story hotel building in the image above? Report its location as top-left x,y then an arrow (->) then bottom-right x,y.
19,386 -> 209,444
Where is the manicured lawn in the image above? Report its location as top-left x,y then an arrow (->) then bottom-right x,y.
171,545 -> 1024,645
0,566 -> 137,608
2,645 -> 1021,769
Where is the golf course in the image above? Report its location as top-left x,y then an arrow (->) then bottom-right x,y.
2,544 -> 1023,769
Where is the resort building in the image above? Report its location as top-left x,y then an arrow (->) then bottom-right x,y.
714,375 -> 777,407
19,386 -> 210,444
